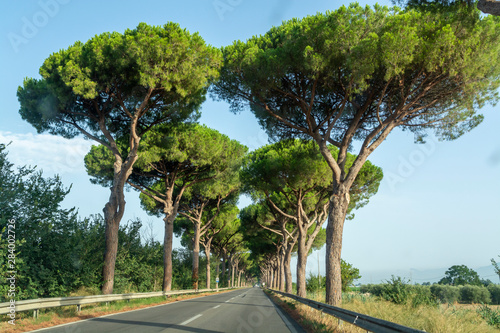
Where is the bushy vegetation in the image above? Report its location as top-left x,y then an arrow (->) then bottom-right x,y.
306,260 -> 361,293
356,277 -> 500,330
430,284 -> 461,304
361,278 -> 500,306
460,285 -> 492,304
0,146 -> 222,301
477,304 -> 500,329
489,284 -> 500,305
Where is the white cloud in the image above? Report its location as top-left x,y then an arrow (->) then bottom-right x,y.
0,131 -> 94,175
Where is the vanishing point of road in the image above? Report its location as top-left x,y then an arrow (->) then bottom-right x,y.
30,287 -> 305,333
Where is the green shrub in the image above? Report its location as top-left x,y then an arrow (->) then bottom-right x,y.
477,304 -> 500,328
460,285 -> 491,304
360,284 -> 371,294
488,284 -> 500,305
360,284 -> 384,296
306,272 -> 325,292
410,285 -> 438,308
431,284 -> 460,304
382,276 -> 411,305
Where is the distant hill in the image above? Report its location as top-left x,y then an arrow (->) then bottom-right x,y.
356,265 -> 499,285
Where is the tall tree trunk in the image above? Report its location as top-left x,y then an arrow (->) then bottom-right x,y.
325,187 -> 350,306
204,241 -> 212,289
231,262 -> 236,287
279,252 -> 285,291
100,117 -> 141,294
101,176 -> 128,294
284,246 -> 293,293
222,251 -> 227,287
192,221 -> 201,291
273,263 -> 279,289
163,215 -> 174,291
160,185 -> 184,292
102,215 -> 120,294
238,270 -> 241,287
296,221 -> 308,297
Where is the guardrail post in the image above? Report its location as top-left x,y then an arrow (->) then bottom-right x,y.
33,309 -> 38,319
106,301 -> 109,307
77,305 -> 81,313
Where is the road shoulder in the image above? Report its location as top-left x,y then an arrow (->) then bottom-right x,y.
263,289 -> 307,333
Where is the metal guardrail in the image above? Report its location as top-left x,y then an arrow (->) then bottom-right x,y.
269,289 -> 426,333
0,287 -> 235,318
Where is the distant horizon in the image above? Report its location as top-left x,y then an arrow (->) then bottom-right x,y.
297,251 -> 499,285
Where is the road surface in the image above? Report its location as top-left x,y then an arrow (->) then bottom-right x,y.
30,288 -> 305,333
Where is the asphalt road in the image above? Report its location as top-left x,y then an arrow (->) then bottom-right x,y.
30,288 -> 305,333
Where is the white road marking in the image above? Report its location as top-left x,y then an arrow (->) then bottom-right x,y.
213,305 -> 221,309
180,314 -> 202,326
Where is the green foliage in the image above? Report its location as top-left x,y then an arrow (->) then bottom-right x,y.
393,0 -> 477,14
0,145 -> 172,299
241,139 -> 382,219
18,22 -> 222,294
138,123 -> 246,216
431,284 -> 461,304
410,285 -> 438,308
361,279 -> 438,307
18,22 -> 220,140
239,204 -> 280,264
460,285 -> 492,304
241,139 -> 332,197
488,285 -> 500,305
362,281 -> 500,306
382,276 -> 412,305
306,272 -> 325,293
0,143 -> 78,299
439,265 -> 482,286
215,3 -> 500,143
305,260 -> 361,292
477,304 -> 500,328
340,260 -> 361,292
360,284 -> 385,296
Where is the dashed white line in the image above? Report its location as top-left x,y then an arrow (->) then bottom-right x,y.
213,305 -> 221,309
180,314 -> 202,326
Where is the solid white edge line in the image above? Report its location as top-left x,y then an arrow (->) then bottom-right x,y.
180,313 -> 202,326
264,290 -> 301,333
273,304 -> 301,333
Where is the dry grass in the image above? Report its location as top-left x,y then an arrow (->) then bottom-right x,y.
342,298 -> 499,333
267,292 -> 357,333
0,290 -> 234,333
268,291 -> 500,333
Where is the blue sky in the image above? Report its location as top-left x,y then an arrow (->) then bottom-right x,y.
1,0 -> 499,284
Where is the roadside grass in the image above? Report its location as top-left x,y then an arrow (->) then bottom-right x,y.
1,289 -> 234,333
268,290 -> 500,333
